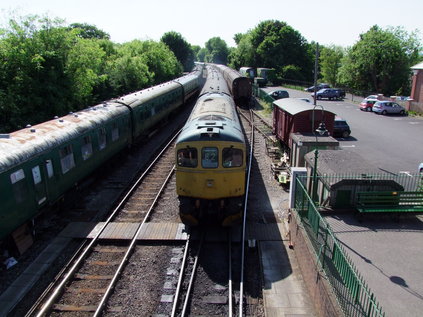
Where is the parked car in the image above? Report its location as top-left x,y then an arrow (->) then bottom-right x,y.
268,90 -> 289,100
305,83 -> 330,92
364,95 -> 379,101
359,99 -> 377,111
311,88 -> 344,100
333,117 -> 351,138
372,101 -> 406,115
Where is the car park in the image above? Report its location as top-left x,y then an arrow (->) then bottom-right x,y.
359,99 -> 377,111
268,90 -> 289,100
333,117 -> 351,138
311,88 -> 345,100
305,83 -> 330,92
372,101 -> 406,115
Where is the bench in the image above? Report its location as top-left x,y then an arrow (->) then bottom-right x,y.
356,191 -> 423,213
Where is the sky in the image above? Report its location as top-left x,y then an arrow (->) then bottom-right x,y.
1,0 -> 422,48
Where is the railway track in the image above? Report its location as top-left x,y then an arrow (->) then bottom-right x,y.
29,134 -> 180,317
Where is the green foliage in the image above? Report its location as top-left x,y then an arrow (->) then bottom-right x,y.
69,23 -> 110,40
204,37 -> 229,64
196,47 -> 208,62
320,45 -> 344,87
0,15 -> 184,133
228,20 -> 313,82
161,31 -> 194,71
337,25 -> 421,95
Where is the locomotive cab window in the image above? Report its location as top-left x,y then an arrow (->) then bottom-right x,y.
222,148 -> 243,168
177,148 -> 198,167
202,147 -> 218,168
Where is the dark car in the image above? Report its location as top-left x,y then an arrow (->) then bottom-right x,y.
333,117 -> 351,138
311,88 -> 344,100
268,90 -> 289,100
305,83 -> 330,92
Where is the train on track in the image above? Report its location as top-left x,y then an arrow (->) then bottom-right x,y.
0,68 -> 203,249
175,65 -> 247,226
213,64 -> 252,107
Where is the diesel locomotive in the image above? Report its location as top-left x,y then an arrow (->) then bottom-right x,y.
175,66 -> 247,226
0,69 -> 203,246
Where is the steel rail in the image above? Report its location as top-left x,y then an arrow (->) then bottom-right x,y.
180,233 -> 204,317
35,132 -> 180,316
93,166 -> 176,317
170,238 -> 191,317
228,230 -> 233,317
239,109 -> 254,317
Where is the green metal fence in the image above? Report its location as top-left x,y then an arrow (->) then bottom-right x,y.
293,176 -> 385,317
252,84 -> 275,105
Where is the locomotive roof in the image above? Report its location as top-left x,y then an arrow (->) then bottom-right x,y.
0,103 -> 130,172
273,98 -> 336,116
177,93 -> 244,144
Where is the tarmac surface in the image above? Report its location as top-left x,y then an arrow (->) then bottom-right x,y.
324,213 -> 423,316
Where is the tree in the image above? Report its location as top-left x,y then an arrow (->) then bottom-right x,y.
204,37 -> 229,64
320,45 -> 344,87
228,20 -> 313,82
69,23 -> 110,40
161,31 -> 194,71
338,25 -> 422,95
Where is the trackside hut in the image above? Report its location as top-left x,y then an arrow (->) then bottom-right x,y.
272,98 -> 336,150
304,149 -> 404,208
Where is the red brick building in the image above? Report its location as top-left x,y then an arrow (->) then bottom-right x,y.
408,62 -> 423,114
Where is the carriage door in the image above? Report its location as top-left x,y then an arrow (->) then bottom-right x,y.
31,165 -> 47,206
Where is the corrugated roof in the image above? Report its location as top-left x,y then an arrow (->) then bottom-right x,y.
273,98 -> 336,116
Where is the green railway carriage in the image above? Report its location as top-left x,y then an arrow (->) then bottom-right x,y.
0,103 -> 131,241
118,70 -> 202,141
0,69 -> 203,247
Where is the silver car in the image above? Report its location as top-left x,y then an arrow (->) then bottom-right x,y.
372,101 -> 406,115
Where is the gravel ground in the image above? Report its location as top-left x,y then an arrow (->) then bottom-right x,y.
0,103 -> 194,316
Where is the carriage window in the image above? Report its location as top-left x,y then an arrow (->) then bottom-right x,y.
32,166 -> 42,185
81,136 -> 93,160
177,148 -> 198,168
98,128 -> 107,150
46,160 -> 54,178
222,148 -> 243,168
59,145 -> 75,174
10,169 -> 28,204
111,124 -> 119,141
202,147 -> 218,168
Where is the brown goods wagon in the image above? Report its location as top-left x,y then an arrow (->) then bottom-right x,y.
272,98 -> 335,147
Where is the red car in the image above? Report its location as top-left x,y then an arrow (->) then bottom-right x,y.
359,99 -> 377,111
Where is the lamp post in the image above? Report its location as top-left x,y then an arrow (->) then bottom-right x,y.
311,104 -> 328,203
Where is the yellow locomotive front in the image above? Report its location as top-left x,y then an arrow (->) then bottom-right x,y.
175,91 -> 246,225
176,139 -> 246,226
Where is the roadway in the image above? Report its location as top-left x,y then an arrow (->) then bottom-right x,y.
264,87 -> 423,174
